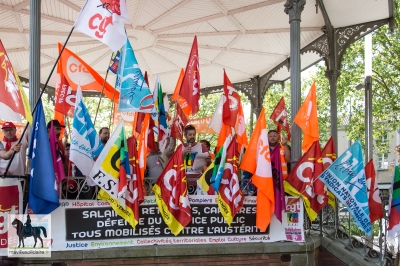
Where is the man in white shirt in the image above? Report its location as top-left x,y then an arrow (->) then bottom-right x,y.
0,122 -> 28,176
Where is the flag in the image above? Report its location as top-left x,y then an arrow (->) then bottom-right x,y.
319,140 -> 372,235
222,70 -> 241,127
284,141 -> 324,221
365,160 -> 383,223
154,76 -> 168,144
240,107 -> 274,231
74,0 -> 129,52
57,43 -> 118,102
127,136 -> 144,225
198,149 -> 222,194
170,103 -> 188,142
172,69 -> 184,101
388,156 -> 400,240
109,49 -> 121,74
116,39 -> 155,113
138,114 -> 150,180
49,121 -> 66,189
210,136 -> 231,192
270,142 -> 286,222
27,100 -> 59,214
89,120 -> 141,228
0,40 -> 32,124
236,101 -> 248,151
217,137 -> 244,225
270,97 -> 291,140
70,87 -> 103,177
152,145 -> 192,236
293,81 -> 319,152
54,61 -> 75,117
321,137 -> 337,209
216,123 -> 232,154
208,95 -> 223,134
178,36 -> 200,115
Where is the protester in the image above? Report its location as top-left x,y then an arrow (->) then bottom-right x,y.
0,122 -> 27,175
99,127 -> 110,145
199,139 -> 213,167
183,125 -> 210,194
146,137 -> 176,178
268,129 -> 291,167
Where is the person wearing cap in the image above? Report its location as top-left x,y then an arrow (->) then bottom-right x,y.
0,122 -> 29,176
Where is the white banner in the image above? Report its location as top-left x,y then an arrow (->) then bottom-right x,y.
50,196 -> 304,251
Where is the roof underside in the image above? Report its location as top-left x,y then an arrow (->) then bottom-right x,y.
0,0 -> 392,94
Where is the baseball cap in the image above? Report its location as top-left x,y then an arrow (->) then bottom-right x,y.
47,120 -> 66,129
1,122 -> 16,129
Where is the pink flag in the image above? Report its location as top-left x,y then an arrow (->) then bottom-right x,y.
270,144 -> 286,222
74,0 -> 130,52
49,122 -> 66,190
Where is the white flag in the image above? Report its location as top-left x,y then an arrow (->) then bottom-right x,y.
208,95 -> 223,133
74,0 -> 129,52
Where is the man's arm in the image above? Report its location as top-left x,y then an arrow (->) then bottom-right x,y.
164,137 -> 176,159
0,143 -> 22,160
281,137 -> 291,163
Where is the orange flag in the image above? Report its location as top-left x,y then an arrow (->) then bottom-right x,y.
240,108 -> 274,231
172,69 -> 184,101
57,43 -> 119,102
216,122 -> 232,154
293,81 -> 319,152
235,102 -> 248,151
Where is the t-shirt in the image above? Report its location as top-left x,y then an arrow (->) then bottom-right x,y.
0,137 -> 28,176
182,142 -> 209,179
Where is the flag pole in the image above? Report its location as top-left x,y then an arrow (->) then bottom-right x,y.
93,68 -> 110,126
108,86 -> 117,129
3,27 -> 75,178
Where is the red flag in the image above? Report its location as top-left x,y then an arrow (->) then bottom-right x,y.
138,114 -> 150,180
284,141 -> 325,221
293,81 -> 319,151
179,36 -> 200,115
365,160 -> 384,223
321,136 -> 337,209
218,137 -> 244,225
240,108 -> 274,231
170,104 -> 188,142
144,71 -> 150,87
127,136 -> 144,224
270,97 -> 291,141
152,145 -> 192,236
222,70 -> 241,127
147,116 -> 157,153
135,112 -> 146,135
0,41 -> 32,124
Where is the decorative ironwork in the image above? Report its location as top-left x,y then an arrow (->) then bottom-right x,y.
284,0 -> 307,22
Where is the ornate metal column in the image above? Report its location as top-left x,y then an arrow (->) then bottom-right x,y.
29,0 -> 41,110
285,0 -> 306,168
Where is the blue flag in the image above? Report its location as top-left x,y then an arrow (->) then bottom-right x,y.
319,140 -> 372,235
27,100 -> 59,214
116,38 -> 155,113
70,87 -> 103,176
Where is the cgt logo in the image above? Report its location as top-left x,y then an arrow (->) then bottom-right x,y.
285,197 -> 301,213
66,56 -> 95,86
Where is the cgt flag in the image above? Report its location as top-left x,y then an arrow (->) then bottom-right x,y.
270,97 -> 291,141
74,0 -> 129,52
319,140 -> 372,236
116,39 -> 155,113
27,100 -> 59,214
170,103 -> 188,142
178,36 -> 200,115
240,107 -> 274,232
365,160 -> 383,223
0,40 -> 32,124
218,137 -> 244,226
321,137 -> 337,209
152,145 -> 192,236
284,141 -> 324,221
222,70 -> 241,127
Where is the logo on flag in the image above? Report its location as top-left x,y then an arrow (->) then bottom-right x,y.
319,140 -> 372,235
74,0 -> 129,52
116,39 -> 155,113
